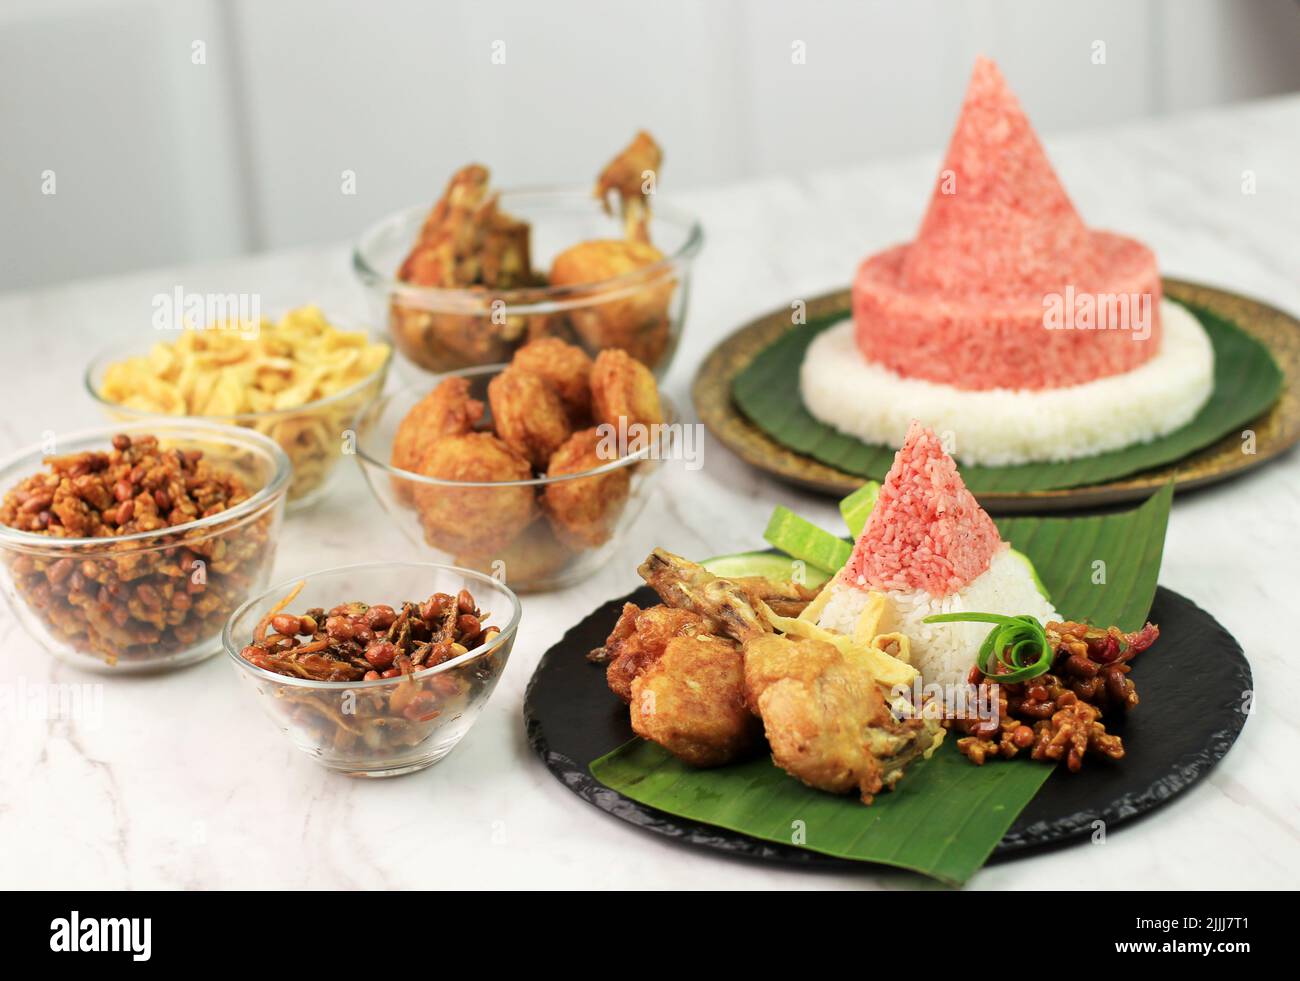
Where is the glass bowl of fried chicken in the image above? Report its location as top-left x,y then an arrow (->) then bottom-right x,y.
352,132 -> 702,376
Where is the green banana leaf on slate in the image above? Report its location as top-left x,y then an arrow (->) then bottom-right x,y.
590,482 -> 1174,886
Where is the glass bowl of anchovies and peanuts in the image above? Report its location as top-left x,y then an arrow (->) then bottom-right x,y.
223,561 -> 521,776
0,422 -> 291,672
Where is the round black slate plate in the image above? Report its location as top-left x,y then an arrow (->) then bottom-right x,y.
524,585 -> 1251,870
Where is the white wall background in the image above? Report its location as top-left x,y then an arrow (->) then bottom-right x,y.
3,0 -> 1298,292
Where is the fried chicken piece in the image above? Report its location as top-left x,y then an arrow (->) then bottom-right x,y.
453,518 -> 573,591
592,603 -> 716,702
588,603 -> 639,666
390,377 -> 486,503
524,312 -> 581,346
638,549 -> 770,643
399,165 -> 490,286
390,306 -> 522,373
549,244 -> 673,366
510,338 -> 594,425
478,208 -> 533,288
540,427 -> 631,550
590,349 -> 664,431
487,366 -> 572,470
390,164 -> 536,372
594,131 -> 663,244
399,164 -> 533,289
629,635 -> 759,768
413,433 -> 535,555
547,133 -> 672,365
743,634 -> 940,804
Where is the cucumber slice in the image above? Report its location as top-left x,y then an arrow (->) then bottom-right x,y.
1009,548 -> 1051,601
839,481 -> 880,539
762,506 -> 851,576
701,551 -> 833,589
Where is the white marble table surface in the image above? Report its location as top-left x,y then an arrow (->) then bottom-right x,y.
2,95 -> 1298,891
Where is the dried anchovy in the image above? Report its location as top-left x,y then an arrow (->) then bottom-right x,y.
241,588 -> 497,683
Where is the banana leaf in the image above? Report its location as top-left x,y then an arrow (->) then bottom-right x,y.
590,483 -> 1174,886
731,300 -> 1281,492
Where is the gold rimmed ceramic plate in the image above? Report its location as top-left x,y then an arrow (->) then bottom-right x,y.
693,278 -> 1300,512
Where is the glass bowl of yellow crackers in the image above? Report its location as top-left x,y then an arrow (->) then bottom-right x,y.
85,307 -> 392,510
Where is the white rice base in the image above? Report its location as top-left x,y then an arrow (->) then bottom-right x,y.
818,546 -> 1060,688
799,300 -> 1214,467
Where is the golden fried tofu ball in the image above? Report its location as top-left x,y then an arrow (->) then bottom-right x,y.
391,377 -> 485,475
413,433 -> 535,555
390,376 -> 486,505
541,427 -> 631,550
510,338 -> 594,424
629,636 -> 759,768
453,519 -> 573,591
487,366 -> 573,470
590,349 -> 664,430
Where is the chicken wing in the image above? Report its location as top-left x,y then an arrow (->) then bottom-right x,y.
391,164 -> 537,372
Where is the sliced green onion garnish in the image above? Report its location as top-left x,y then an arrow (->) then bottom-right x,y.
839,481 -> 880,539
762,506 -> 850,575
922,612 -> 1053,683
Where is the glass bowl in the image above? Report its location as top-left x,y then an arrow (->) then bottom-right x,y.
354,366 -> 672,593
0,420 -> 290,673
84,333 -> 392,510
352,188 -> 703,377
224,561 -> 521,777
